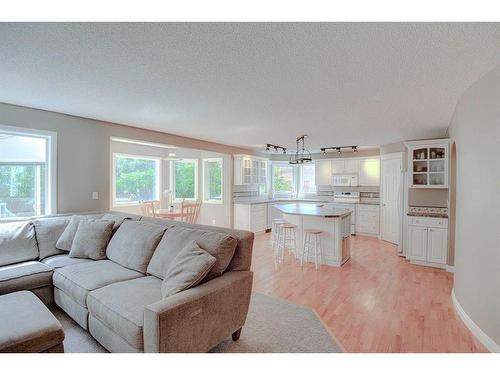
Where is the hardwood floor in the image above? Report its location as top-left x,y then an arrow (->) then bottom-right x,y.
251,232 -> 486,353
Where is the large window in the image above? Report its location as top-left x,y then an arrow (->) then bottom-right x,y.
113,154 -> 160,205
300,164 -> 316,194
172,159 -> 198,201
0,126 -> 56,218
203,158 -> 223,203
272,164 -> 295,197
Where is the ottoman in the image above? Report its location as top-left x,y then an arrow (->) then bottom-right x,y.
0,291 -> 65,352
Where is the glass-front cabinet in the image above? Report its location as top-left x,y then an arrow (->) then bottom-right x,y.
405,140 -> 449,188
234,155 -> 268,193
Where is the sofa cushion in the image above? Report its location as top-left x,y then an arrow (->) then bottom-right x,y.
0,261 -> 53,295
69,220 -> 114,260
33,217 -> 70,260
101,213 -> 136,233
41,254 -> 92,269
106,221 -> 166,273
52,260 -> 143,307
147,226 -> 237,281
0,221 -> 38,266
55,214 -> 102,251
87,276 -> 162,350
161,240 -> 216,298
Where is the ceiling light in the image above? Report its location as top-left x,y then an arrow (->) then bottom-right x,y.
289,135 -> 312,165
266,144 -> 270,151
283,148 -> 287,154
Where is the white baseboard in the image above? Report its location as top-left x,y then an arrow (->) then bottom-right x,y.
451,288 -> 500,353
446,265 -> 455,273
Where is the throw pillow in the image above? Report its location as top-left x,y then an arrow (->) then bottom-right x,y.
69,220 -> 114,260
161,240 -> 216,298
55,214 -> 102,251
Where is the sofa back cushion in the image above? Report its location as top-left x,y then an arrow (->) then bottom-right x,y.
69,220 -> 114,260
56,214 -> 103,251
106,221 -> 166,273
101,213 -> 137,233
33,217 -> 70,260
0,221 -> 39,266
140,216 -> 254,273
147,226 -> 237,281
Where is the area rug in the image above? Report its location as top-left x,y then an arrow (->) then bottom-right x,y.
52,292 -> 343,353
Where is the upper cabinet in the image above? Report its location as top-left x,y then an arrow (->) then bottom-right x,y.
234,155 -> 268,188
315,159 -> 332,186
405,139 -> 449,189
315,157 -> 380,186
359,158 -> 380,186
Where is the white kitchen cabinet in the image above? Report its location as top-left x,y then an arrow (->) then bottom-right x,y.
359,158 -> 380,186
407,216 -> 448,268
267,203 -> 284,229
331,160 -> 345,174
314,160 -> 332,185
234,203 -> 268,234
404,139 -> 449,189
344,159 -> 359,174
356,204 -> 380,235
234,155 -> 268,191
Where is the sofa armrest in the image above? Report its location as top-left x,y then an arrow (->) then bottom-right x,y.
143,270 -> 253,353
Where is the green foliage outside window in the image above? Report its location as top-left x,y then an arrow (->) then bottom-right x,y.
115,157 -> 157,202
175,161 -> 196,199
273,166 -> 293,193
205,160 -> 222,200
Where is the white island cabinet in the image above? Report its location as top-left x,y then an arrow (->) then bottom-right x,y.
274,203 -> 352,267
234,203 -> 268,234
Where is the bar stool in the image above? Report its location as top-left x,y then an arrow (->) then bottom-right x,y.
301,229 -> 323,270
271,218 -> 286,251
277,223 -> 298,262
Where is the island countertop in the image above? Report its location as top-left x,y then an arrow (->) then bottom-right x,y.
274,203 -> 353,218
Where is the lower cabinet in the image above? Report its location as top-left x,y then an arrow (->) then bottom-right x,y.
356,204 -> 380,235
407,216 -> 448,268
234,203 -> 268,234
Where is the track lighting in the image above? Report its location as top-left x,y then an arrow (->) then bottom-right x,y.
320,145 -> 359,156
265,143 -> 287,154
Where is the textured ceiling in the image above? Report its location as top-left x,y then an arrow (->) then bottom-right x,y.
0,23 -> 499,151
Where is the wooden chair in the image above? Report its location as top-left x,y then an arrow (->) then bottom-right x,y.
180,200 -> 202,224
140,200 -> 160,217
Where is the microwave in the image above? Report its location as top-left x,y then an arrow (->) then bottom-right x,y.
332,174 -> 359,187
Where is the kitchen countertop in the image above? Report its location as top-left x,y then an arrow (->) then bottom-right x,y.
407,206 -> 448,218
233,198 -> 328,205
274,203 -> 353,218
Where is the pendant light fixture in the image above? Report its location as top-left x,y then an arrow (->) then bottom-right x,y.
289,135 -> 312,164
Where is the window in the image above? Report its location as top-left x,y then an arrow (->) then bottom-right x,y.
203,158 -> 223,203
172,159 -> 198,200
300,164 -> 316,194
0,126 -> 56,218
113,154 -> 160,205
272,163 -> 295,197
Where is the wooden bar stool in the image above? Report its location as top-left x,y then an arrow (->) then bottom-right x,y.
271,218 -> 287,251
301,229 -> 323,270
277,223 -> 298,263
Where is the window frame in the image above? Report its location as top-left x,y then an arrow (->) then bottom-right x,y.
0,124 -> 57,219
112,153 -> 161,207
202,157 -> 223,204
271,162 -> 297,198
171,158 -> 199,202
299,163 -> 317,195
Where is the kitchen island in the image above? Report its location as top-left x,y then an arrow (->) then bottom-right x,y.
274,203 -> 352,267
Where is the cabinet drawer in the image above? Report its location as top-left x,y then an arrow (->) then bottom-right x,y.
408,216 -> 448,228
251,203 -> 267,213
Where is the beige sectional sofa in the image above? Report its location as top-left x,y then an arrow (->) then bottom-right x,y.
0,211 -> 254,352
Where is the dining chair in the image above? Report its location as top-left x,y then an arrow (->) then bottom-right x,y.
141,200 -> 160,217
180,200 -> 202,224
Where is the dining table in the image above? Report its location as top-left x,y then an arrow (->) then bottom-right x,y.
155,208 -> 183,220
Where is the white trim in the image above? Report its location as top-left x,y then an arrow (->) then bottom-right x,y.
0,124 -> 57,216
446,265 -> 455,273
111,153 -> 161,208
170,158 -> 199,201
110,136 -> 177,150
202,157 -> 223,204
451,288 -> 500,353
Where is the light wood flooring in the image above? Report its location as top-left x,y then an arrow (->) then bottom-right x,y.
251,233 -> 486,353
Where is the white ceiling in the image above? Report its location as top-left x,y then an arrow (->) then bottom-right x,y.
0,23 -> 499,151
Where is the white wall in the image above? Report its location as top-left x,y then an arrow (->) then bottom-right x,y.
0,102 -> 252,214
447,64 -> 500,349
